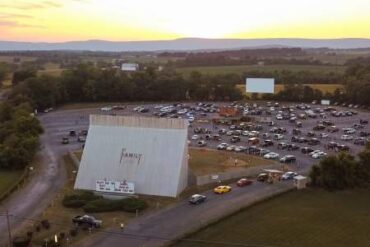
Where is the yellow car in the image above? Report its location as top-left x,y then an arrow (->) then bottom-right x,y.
214,185 -> 232,194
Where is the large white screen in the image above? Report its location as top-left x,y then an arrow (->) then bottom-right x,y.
246,78 -> 275,93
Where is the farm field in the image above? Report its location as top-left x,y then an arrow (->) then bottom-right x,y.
176,64 -> 346,76
174,188 -> 370,247
0,55 -> 36,63
237,83 -> 344,97
38,62 -> 65,76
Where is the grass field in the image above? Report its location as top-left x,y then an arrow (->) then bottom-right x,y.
0,169 -> 23,196
0,55 -> 36,63
189,148 -> 273,176
237,83 -> 344,97
37,62 -> 65,76
176,64 -> 346,76
174,188 -> 370,247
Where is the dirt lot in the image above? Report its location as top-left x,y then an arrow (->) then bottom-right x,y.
189,148 -> 274,176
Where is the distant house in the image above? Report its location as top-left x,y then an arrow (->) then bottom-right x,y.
121,63 -> 139,72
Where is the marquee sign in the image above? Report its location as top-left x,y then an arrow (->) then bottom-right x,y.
96,180 -> 135,194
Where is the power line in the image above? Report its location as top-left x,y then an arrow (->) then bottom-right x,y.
0,213 -> 281,247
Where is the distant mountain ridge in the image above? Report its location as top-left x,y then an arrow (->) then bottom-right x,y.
0,38 -> 370,51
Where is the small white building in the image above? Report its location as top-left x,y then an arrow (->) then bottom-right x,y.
74,115 -> 189,198
294,175 -> 307,190
121,63 -> 139,72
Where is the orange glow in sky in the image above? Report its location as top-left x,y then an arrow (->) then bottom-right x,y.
0,0 -> 370,42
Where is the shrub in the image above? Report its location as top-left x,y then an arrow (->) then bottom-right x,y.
13,236 -> 31,247
83,197 -> 147,213
41,219 -> 50,229
62,199 -> 86,208
62,191 -> 102,208
83,198 -> 121,213
121,198 -> 148,213
70,228 -> 78,237
26,231 -> 33,239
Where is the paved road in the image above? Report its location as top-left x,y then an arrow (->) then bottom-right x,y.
0,111 -> 89,246
76,181 -> 294,247
0,134 -> 66,246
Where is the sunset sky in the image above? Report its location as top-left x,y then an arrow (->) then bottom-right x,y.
0,0 -> 370,42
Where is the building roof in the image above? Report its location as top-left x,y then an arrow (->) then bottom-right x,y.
90,114 -> 188,129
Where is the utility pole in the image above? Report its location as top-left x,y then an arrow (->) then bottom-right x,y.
6,210 -> 12,247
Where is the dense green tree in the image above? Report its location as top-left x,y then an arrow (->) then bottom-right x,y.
12,69 -> 37,85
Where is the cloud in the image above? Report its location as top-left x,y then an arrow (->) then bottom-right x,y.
0,1 -> 62,10
0,13 -> 34,19
0,20 -> 43,28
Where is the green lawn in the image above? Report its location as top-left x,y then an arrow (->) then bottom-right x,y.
0,169 -> 23,196
174,188 -> 370,247
176,64 -> 346,76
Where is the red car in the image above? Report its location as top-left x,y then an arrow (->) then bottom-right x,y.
236,178 -> 253,187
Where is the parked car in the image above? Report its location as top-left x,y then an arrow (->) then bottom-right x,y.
263,152 -> 279,159
341,135 -> 354,141
307,131 -> 315,137
197,140 -> 207,147
234,146 -> 246,152
189,194 -> 207,205
343,128 -> 356,134
301,147 -> 314,154
191,135 -> 199,140
287,144 -> 300,151
262,139 -> 274,147
274,134 -> 284,140
69,130 -> 76,137
360,119 -> 368,125
77,135 -> 86,143
214,185 -> 232,194
62,137 -> 69,144
236,178 -> 253,187
313,125 -> 325,131
327,126 -> 339,133
308,138 -> 320,145
354,137 -> 366,145
280,155 -> 296,163
311,151 -> 327,159
230,136 -> 241,143
80,130 -> 88,136
281,172 -> 298,180
217,143 -> 228,150
72,215 -> 102,228
320,133 -> 329,138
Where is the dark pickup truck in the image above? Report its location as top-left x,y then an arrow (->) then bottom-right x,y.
72,215 -> 102,228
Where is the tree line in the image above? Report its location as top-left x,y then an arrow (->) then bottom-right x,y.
310,144 -> 370,190
9,64 -> 243,110
4,62 -> 370,110
0,102 -> 43,170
